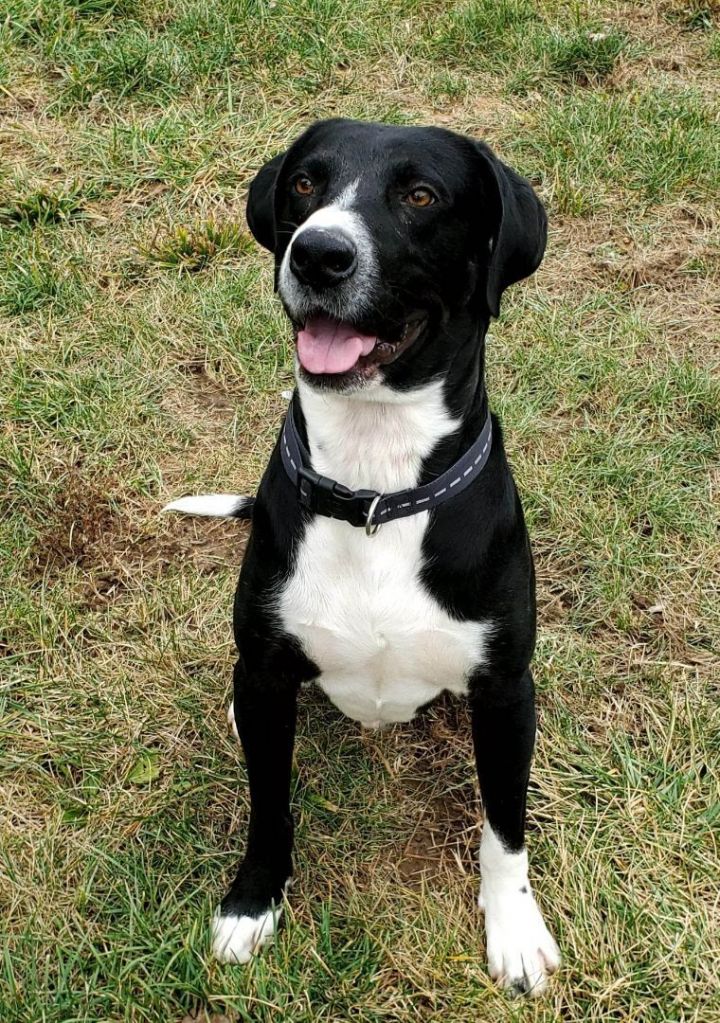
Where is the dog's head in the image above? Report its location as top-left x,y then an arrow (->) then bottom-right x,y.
247,118 -> 546,394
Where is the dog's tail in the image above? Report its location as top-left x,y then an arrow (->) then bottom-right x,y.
162,494 -> 254,520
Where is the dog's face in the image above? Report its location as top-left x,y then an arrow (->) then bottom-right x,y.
247,119 -> 546,394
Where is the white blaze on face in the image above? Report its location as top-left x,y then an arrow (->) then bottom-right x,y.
278,178 -> 379,326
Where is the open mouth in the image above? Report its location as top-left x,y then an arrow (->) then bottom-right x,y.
295,313 -> 427,377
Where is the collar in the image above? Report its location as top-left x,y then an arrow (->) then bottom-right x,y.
280,395 -> 492,535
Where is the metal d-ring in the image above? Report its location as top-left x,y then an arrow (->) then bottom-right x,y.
365,494 -> 382,537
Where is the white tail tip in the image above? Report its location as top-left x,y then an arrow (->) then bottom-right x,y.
162,494 -> 250,518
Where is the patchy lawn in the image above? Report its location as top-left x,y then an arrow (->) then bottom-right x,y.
1,1 -> 718,1020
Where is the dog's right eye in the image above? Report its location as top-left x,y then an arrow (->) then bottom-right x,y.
293,176 -> 315,197
403,186 -> 437,208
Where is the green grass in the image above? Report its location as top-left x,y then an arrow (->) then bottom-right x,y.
142,221 -> 254,273
1,1 -> 719,1021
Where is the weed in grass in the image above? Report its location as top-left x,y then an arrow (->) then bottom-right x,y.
143,221 -> 254,273
548,169 -> 599,216
425,69 -> 470,103
0,243 -> 65,313
0,182 -> 86,227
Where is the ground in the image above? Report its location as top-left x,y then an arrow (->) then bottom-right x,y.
1,1 -> 719,1021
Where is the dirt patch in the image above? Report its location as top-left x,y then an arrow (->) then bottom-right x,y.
180,1014 -> 233,1023
609,3 -> 720,98
542,204 -> 720,352
79,514 -> 248,610
382,699 -> 480,887
542,214 -> 628,297
29,470 -> 248,603
30,473 -> 122,576
394,784 -> 479,885
171,362 -> 244,429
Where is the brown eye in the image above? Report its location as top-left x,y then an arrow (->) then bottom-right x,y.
294,176 -> 315,196
404,187 -> 436,208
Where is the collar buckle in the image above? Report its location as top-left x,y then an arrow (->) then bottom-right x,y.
297,466 -> 379,529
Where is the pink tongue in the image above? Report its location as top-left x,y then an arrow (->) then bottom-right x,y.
297,317 -> 377,374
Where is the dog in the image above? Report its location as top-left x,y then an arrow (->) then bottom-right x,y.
165,118 -> 560,996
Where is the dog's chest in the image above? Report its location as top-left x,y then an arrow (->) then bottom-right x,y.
277,383 -> 490,727
279,518 -> 487,726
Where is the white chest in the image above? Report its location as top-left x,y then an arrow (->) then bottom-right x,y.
276,380 -> 491,727
279,516 -> 489,726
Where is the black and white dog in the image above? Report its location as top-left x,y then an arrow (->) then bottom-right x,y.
166,118 -> 560,996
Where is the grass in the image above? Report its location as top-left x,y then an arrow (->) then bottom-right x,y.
1,0 -> 719,1021
142,221 -> 254,273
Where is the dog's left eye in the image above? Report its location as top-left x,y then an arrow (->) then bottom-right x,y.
403,187 -> 436,208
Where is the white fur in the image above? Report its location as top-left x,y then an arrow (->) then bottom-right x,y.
212,906 -> 281,964
479,824 -> 560,996
162,494 -> 250,518
227,700 -> 239,741
278,179 -> 378,324
277,379 -> 492,727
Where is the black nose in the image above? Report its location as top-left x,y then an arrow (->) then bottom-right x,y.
289,229 -> 357,288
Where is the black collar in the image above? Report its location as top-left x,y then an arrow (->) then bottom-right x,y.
280,395 -> 492,535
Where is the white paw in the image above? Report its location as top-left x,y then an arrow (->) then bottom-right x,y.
226,701 -> 239,742
480,886 -> 560,997
211,905 -> 282,964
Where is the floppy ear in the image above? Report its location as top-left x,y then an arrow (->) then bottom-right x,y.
474,142 -> 547,318
245,150 -> 286,252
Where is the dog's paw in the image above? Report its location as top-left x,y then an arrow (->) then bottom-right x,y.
227,700 -> 239,742
479,886 -> 560,997
211,904 -> 282,964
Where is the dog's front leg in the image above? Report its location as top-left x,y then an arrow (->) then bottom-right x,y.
470,669 -> 560,996
212,658 -> 297,964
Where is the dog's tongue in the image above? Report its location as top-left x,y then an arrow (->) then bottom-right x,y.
297,317 -> 377,374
